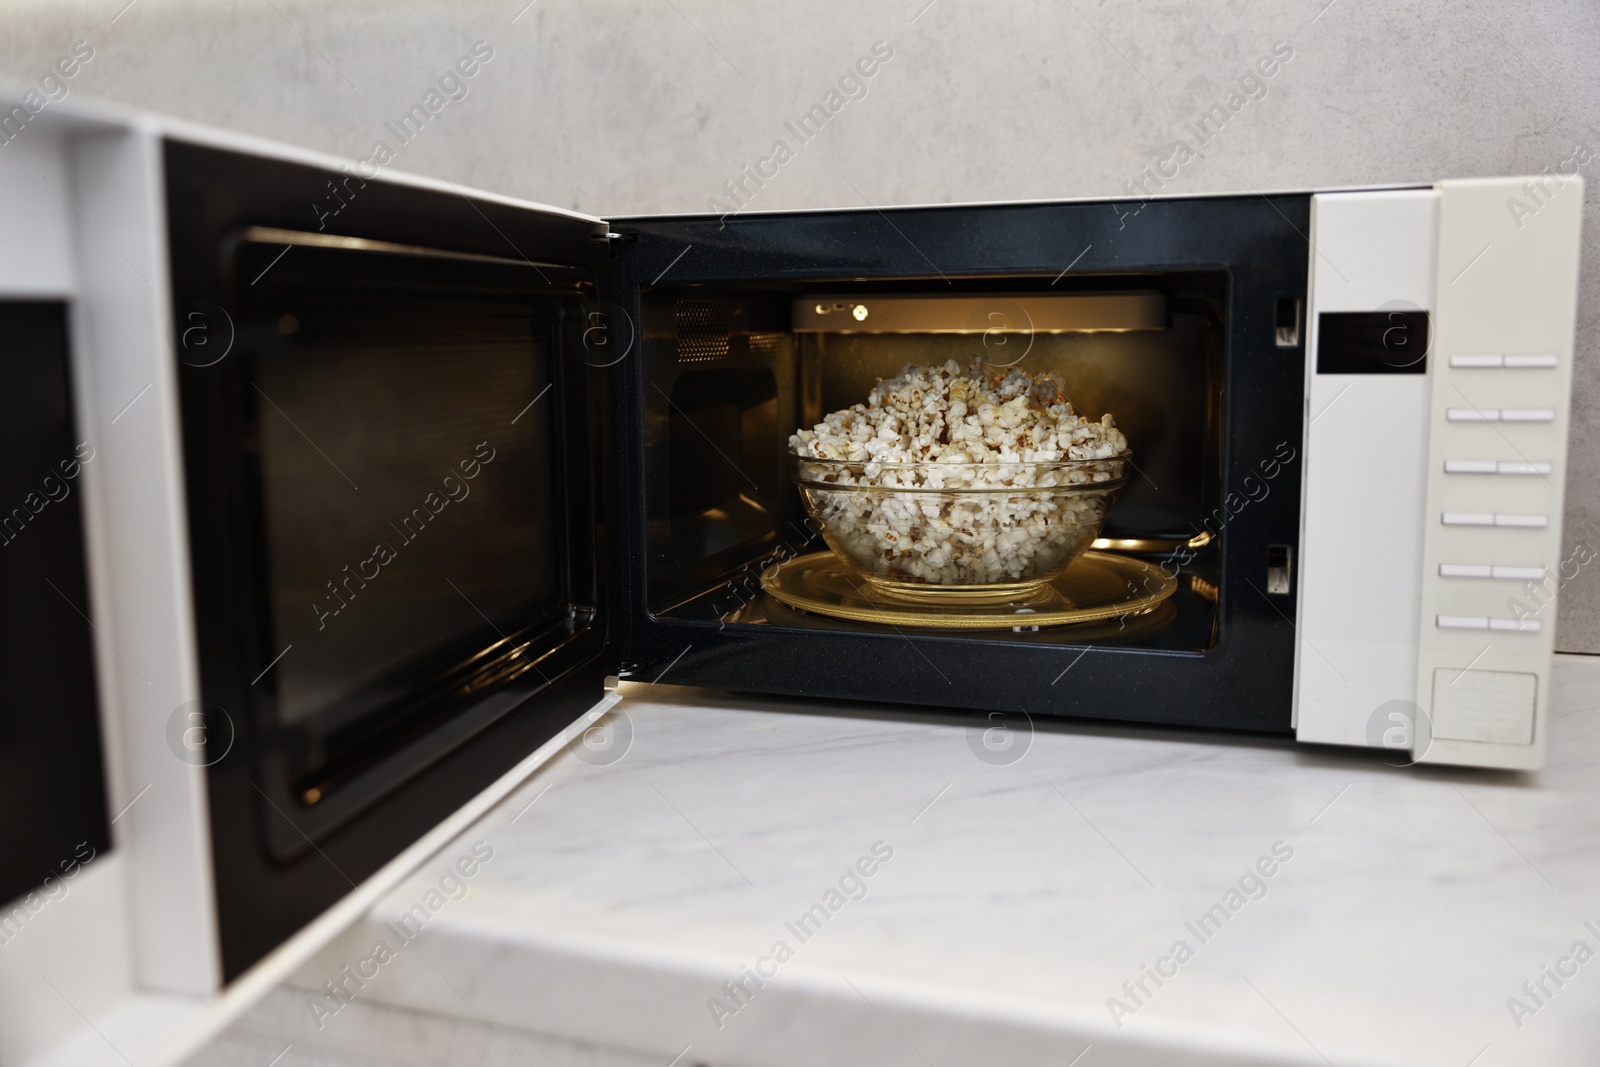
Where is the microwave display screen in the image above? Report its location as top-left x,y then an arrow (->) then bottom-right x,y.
250,296 -> 560,733
1315,310 -> 1430,374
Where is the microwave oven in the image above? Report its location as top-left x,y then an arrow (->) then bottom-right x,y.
0,100 -> 1583,1051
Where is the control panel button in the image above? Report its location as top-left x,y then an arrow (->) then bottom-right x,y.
1489,618 -> 1542,632
1431,669 -> 1536,745
1450,354 -> 1504,368
1439,563 -> 1493,578
1491,565 -> 1547,581
1445,408 -> 1556,423
1442,512 -> 1495,526
1442,460 -> 1555,476
1504,353 -> 1558,368
1438,564 -> 1551,581
1494,514 -> 1549,528
1436,615 -> 1542,633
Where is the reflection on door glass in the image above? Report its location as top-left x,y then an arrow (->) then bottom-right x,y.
253,299 -> 559,733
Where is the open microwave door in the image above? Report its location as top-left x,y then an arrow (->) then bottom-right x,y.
165,140 -> 620,979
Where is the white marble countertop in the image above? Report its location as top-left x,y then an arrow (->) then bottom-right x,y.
244,655 -> 1600,1067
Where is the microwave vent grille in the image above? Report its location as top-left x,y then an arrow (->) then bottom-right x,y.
676,300 -> 731,363
747,331 -> 784,355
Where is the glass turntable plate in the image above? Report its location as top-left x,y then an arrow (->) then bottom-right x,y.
760,550 -> 1177,630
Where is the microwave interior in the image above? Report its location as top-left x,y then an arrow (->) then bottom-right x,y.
638,273 -> 1225,653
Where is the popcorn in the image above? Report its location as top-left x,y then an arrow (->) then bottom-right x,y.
790,359 -> 1127,470
790,360 -> 1129,586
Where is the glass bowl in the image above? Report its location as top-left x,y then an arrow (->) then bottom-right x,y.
791,452 -> 1131,602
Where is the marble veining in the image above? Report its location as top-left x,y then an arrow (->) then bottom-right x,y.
206,656 -> 1600,1067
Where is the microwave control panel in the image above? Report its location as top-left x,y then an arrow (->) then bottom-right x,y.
1415,177 -> 1583,769
1294,177 -> 1582,770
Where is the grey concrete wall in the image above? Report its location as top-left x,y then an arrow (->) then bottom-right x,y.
3,0 -> 1597,650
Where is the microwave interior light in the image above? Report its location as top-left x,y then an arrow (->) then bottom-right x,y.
791,292 -> 1167,333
